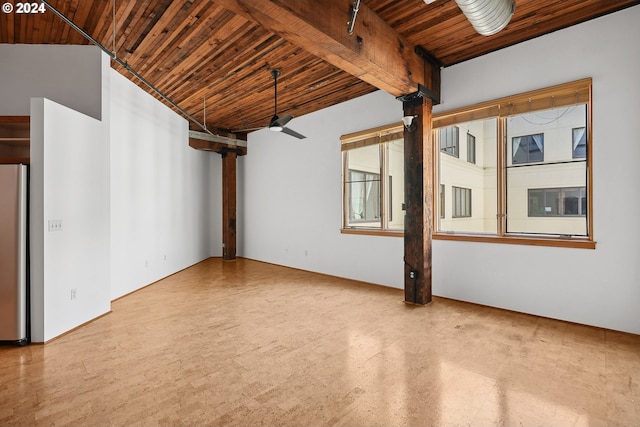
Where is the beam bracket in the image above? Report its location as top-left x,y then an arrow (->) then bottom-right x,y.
396,84 -> 440,109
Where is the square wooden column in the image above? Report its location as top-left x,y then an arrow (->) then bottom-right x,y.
403,97 -> 433,305
222,151 -> 237,260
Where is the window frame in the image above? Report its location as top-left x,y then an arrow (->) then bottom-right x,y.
346,169 -> 381,223
432,78 -> 595,249
440,184 -> 445,219
340,123 -> 404,237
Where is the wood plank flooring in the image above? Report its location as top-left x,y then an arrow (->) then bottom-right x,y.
1,258 -> 639,426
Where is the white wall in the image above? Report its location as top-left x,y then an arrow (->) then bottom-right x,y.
432,5 -> 640,334
30,97 -> 110,342
0,44 -> 110,342
0,45 -> 103,120
239,5 -> 640,334
109,70 -> 221,300
1,43 -> 221,339
238,90 -> 405,288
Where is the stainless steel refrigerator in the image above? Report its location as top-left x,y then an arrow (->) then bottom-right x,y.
0,164 -> 28,345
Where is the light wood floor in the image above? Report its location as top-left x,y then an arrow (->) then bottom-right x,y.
1,258 -> 639,426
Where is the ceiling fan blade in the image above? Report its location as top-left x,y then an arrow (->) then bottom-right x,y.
233,126 -> 265,133
281,126 -> 307,139
271,113 -> 293,128
262,69 -> 306,139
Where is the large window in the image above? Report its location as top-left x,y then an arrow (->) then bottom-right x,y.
341,124 -> 404,234
433,78 -> 594,248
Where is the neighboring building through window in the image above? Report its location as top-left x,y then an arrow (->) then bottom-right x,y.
433,78 -> 593,247
506,104 -> 587,236
341,80 -> 593,246
436,117 -> 497,234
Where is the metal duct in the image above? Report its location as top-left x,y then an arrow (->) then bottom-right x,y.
455,0 -> 515,36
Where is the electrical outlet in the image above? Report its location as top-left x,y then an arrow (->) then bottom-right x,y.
48,219 -> 63,232
70,288 -> 77,300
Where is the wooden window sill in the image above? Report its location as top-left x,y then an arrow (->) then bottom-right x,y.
433,233 -> 596,249
342,229 -> 596,248
341,228 -> 404,238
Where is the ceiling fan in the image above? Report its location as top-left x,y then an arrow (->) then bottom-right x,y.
237,69 -> 306,139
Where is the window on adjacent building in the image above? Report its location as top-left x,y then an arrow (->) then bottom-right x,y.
512,134 -> 544,164
525,187 -> 588,236
452,186 -> 472,218
433,78 -> 593,248
573,127 -> 587,158
341,124 -> 404,234
467,133 -> 476,164
528,187 -> 587,217
440,126 -> 459,157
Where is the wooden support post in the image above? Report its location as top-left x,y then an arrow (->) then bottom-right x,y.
403,97 -> 433,305
222,151 -> 237,260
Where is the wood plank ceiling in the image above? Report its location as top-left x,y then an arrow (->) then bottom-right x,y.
1,0 -> 638,135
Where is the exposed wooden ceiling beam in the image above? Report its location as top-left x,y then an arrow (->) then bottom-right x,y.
214,0 -> 432,97
188,130 -> 248,155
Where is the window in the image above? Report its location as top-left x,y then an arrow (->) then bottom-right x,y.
529,187 -> 587,217
440,184 -> 445,219
386,139 -> 404,230
341,124 -> 404,234
573,127 -> 586,158
436,117 -> 497,234
512,134 -> 544,164
452,187 -> 472,218
506,105 -> 588,236
433,78 -> 594,248
347,170 -> 380,222
467,133 -> 476,164
440,126 -> 459,157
